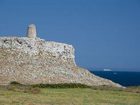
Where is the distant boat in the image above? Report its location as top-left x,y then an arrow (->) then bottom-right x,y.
113,72 -> 117,75
103,69 -> 112,71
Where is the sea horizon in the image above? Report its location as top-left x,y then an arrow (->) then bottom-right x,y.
87,67 -> 140,72
89,69 -> 140,86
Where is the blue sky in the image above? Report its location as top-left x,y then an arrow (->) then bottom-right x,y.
0,0 -> 140,69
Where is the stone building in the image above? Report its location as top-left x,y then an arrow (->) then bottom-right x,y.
27,24 -> 37,38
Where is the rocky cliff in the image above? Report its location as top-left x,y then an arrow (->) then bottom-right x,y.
0,36 -> 122,87
0,24 -> 122,87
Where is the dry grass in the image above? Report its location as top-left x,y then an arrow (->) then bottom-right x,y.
0,85 -> 140,105
125,86 -> 140,93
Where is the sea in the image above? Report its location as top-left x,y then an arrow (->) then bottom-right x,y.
89,68 -> 140,87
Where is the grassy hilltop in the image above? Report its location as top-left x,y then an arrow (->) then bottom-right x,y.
0,84 -> 140,105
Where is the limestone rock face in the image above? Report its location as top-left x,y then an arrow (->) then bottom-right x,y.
0,37 -> 122,87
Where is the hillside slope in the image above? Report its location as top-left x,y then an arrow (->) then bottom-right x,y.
0,37 -> 121,87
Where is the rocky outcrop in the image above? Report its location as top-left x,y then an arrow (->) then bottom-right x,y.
0,24 -> 122,87
0,36 -> 122,87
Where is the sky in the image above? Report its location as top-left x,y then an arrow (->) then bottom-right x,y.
0,0 -> 140,70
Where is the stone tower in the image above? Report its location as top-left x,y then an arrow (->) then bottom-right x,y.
27,24 -> 37,38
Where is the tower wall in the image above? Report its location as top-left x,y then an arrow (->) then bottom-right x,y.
27,24 -> 37,38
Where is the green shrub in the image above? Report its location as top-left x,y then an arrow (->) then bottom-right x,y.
10,81 -> 23,85
8,81 -> 41,94
9,81 -> 125,92
32,83 -> 91,88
